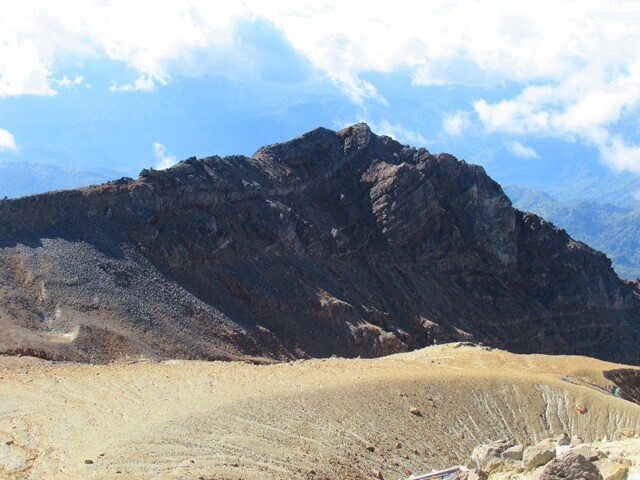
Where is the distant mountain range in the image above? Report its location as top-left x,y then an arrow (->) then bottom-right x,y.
479,140 -> 640,209
545,173 -> 640,208
506,185 -> 640,279
0,162 -> 120,199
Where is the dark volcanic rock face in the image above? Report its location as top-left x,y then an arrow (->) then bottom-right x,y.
603,369 -> 640,405
0,123 -> 639,363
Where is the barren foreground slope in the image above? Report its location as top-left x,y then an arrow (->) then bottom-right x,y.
1,344 -> 640,480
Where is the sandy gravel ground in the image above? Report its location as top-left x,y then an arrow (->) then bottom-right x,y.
0,344 -> 639,480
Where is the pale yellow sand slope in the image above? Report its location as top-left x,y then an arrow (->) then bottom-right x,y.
0,344 -> 638,480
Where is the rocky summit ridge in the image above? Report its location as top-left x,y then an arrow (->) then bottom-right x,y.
0,123 -> 639,363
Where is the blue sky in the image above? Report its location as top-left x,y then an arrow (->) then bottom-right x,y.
0,1 -> 639,200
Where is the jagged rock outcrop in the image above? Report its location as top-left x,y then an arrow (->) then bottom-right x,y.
0,123 -> 639,363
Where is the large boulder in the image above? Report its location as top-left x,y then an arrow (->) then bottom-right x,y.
598,461 -> 629,480
539,452 -> 602,480
502,444 -> 524,461
466,439 -> 515,471
523,439 -> 556,471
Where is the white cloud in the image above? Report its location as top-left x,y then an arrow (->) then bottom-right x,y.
53,75 -> 85,88
109,74 -> 167,92
0,1 -> 627,95
254,1 -> 640,93
2,1 -> 640,99
152,142 -> 176,170
507,141 -> 539,159
442,110 -> 472,137
0,129 -> 18,152
329,73 -> 385,105
600,135 -> 640,173
0,42 -> 56,97
473,98 -> 550,135
473,61 -> 640,171
0,1 -> 244,97
370,119 -> 428,146
1,1 -> 640,172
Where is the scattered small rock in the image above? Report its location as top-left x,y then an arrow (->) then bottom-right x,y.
373,469 -> 384,479
575,404 -> 588,414
5,440 -> 14,446
409,407 -> 421,415
557,432 -> 570,446
612,457 -> 633,468
365,445 -> 375,452
395,442 -> 402,449
84,459 -> 94,465
615,428 -> 635,439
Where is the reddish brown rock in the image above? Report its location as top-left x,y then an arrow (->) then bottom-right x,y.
539,452 -> 602,480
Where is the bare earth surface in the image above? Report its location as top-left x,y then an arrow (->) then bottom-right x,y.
0,343 -> 639,480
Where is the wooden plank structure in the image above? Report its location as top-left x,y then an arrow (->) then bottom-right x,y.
409,465 -> 466,480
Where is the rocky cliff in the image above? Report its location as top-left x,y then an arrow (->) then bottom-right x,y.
0,123 -> 639,363
604,369 -> 640,405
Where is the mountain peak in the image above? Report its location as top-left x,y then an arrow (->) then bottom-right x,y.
0,125 -> 639,364
251,123 -> 372,174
